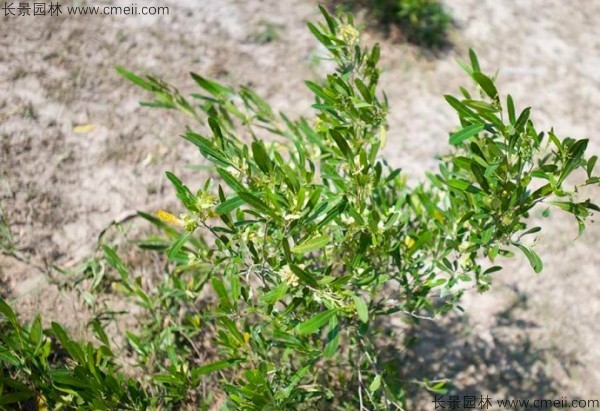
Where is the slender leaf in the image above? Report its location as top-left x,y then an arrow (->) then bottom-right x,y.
514,243 -> 543,273
449,123 -> 485,146
291,235 -> 329,254
353,295 -> 369,323
289,264 -> 319,288
295,309 -> 336,335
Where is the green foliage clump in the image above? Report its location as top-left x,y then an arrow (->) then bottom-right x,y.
369,0 -> 451,47
0,300 -> 153,410
1,6 -> 599,410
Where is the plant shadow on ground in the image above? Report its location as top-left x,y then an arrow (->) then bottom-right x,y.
377,285 -> 578,407
0,275 -> 9,300
325,0 -> 454,55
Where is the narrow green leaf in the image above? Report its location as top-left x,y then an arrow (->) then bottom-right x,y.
116,67 -> 154,91
50,324 -> 84,364
216,195 -> 245,214
0,299 -> 17,323
330,130 -> 352,158
463,99 -> 500,113
354,78 -> 372,103
305,81 -> 335,103
192,358 -> 242,380
220,318 -> 245,344
452,156 -> 474,170
319,4 -> 337,33
518,226 -> 541,239
260,283 -> 289,305
470,163 -> 490,192
515,107 -> 531,132
316,199 -> 347,228
0,351 -> 21,367
446,179 -> 482,194
291,234 -> 329,254
472,72 -> 498,100
445,95 -> 479,121
586,177 -> 600,184
295,309 -> 336,335
353,295 -> 369,323
167,233 -> 191,260
278,364 -> 312,400
457,58 -> 472,76
324,315 -> 340,358
371,43 -> 381,65
153,374 -> 185,386
238,192 -> 272,215
29,315 -> 42,346
252,141 -> 271,174
369,375 -> 382,393
514,243 -> 543,273
449,123 -> 484,146
102,245 -> 130,284
51,322 -> 70,348
0,391 -> 35,405
289,264 -> 319,288
507,95 -> 516,124
587,155 -> 598,178
217,168 -> 245,192
548,130 -> 562,151
208,116 -> 224,145
165,171 -> 195,209
190,72 -> 232,97
307,22 -> 331,48
183,132 -> 231,167
483,266 -> 503,275
468,49 -> 480,72
212,278 -> 232,310
126,332 -> 145,355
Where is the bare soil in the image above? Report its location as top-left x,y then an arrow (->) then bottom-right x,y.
1,0 -> 599,408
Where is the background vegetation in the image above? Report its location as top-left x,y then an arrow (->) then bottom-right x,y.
338,0 -> 451,47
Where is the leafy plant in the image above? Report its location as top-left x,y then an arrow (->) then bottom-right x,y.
2,6 -> 599,410
342,0 -> 451,47
0,299 -> 152,410
394,0 -> 451,47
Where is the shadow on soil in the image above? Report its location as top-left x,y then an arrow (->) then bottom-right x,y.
381,285 -> 578,408
0,276 -> 8,299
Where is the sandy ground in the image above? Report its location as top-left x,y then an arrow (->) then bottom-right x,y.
1,0 -> 600,408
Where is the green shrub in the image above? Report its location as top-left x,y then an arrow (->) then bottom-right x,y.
394,0 -> 451,47
2,6 -> 599,410
354,0 -> 451,47
0,300 -> 154,410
